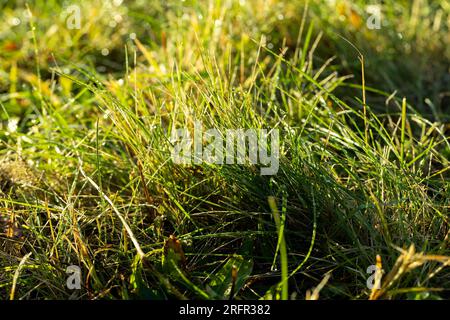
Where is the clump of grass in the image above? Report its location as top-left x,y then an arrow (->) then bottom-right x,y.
0,0 -> 449,300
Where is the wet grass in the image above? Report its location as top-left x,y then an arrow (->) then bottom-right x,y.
0,0 -> 449,300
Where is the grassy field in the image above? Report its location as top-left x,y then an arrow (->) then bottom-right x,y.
0,0 -> 449,300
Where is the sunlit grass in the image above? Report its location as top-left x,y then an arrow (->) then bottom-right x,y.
0,0 -> 449,300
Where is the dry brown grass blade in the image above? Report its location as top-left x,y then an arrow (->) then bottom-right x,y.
78,159 -> 145,260
369,254 -> 384,300
369,244 -> 450,300
9,252 -> 32,300
306,273 -> 331,300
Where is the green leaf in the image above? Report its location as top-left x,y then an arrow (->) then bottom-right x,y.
207,254 -> 253,299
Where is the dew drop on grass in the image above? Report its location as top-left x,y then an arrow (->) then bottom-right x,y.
114,14 -> 123,23
10,17 -> 21,26
7,118 -> 19,133
103,110 -> 111,119
101,48 -> 110,56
